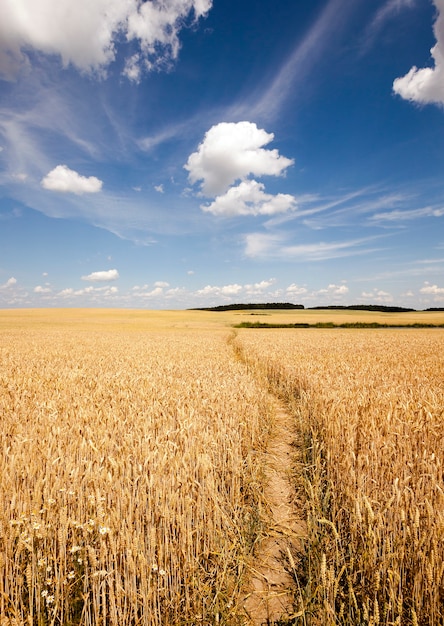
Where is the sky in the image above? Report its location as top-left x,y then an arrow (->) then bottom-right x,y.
1,0 -> 444,310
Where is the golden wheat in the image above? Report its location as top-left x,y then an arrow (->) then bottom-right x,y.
3,309 -> 444,626
0,326 -> 272,625
234,328 -> 444,626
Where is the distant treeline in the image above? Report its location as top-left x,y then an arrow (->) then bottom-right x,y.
308,305 -> 416,313
190,302 -> 304,311
191,303 -> 426,313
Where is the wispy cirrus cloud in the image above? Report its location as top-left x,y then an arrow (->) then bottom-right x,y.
370,205 -> 444,222
244,232 -> 382,261
231,0 -> 359,122
361,0 -> 416,53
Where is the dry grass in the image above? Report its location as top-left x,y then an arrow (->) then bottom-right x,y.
0,325 -> 273,625
234,329 -> 444,626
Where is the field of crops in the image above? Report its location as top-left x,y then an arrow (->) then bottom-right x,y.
0,322 -> 273,625
234,328 -> 444,626
1,309 -> 444,625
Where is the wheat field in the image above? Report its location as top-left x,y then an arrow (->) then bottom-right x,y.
1,310 -> 444,625
0,321 -> 273,625
234,328 -> 444,626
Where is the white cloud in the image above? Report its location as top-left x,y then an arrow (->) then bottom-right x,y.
246,279 -> 275,290
320,284 -> 349,295
81,269 -> 119,282
154,184 -> 164,193
201,180 -> 297,217
195,280 -> 277,300
185,122 -> 294,196
34,285 -> 51,293
133,287 -> 164,298
230,0 -> 357,122
244,279 -> 276,296
361,288 -> 394,303
371,206 -> 444,221
11,172 -> 28,182
0,277 -> 17,289
123,54 -> 142,82
393,0 -> 444,106
58,285 -> 118,297
0,0 -> 212,80
286,283 -> 308,296
244,233 -> 378,261
138,121 -> 188,151
364,0 -> 416,49
311,284 -> 350,301
132,281 -> 170,297
420,281 -> 444,294
41,165 -> 103,195
244,233 -> 284,258
197,284 -> 243,296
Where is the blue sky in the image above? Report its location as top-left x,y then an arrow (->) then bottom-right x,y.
1,0 -> 444,309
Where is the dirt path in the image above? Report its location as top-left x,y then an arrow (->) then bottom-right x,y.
242,397 -> 306,625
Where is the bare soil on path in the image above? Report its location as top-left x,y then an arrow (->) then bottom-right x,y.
242,397 -> 306,625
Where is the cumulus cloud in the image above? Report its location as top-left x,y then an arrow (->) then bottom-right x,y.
185,122 -> 294,196
0,277 -> 17,289
201,180 -> 297,217
197,284 -> 243,296
41,165 -> 103,194
393,0 -> 444,106
194,280 -> 277,300
132,281 -> 170,297
245,279 -> 275,291
361,288 -> 394,303
319,284 -> 349,295
420,281 -> 444,294
0,0 -> 212,80
133,286 -> 165,298
286,283 -> 308,296
59,285 -> 118,297
81,269 -> 119,282
34,285 -> 51,293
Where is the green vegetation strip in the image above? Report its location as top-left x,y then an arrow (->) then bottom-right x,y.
235,321 -> 444,329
